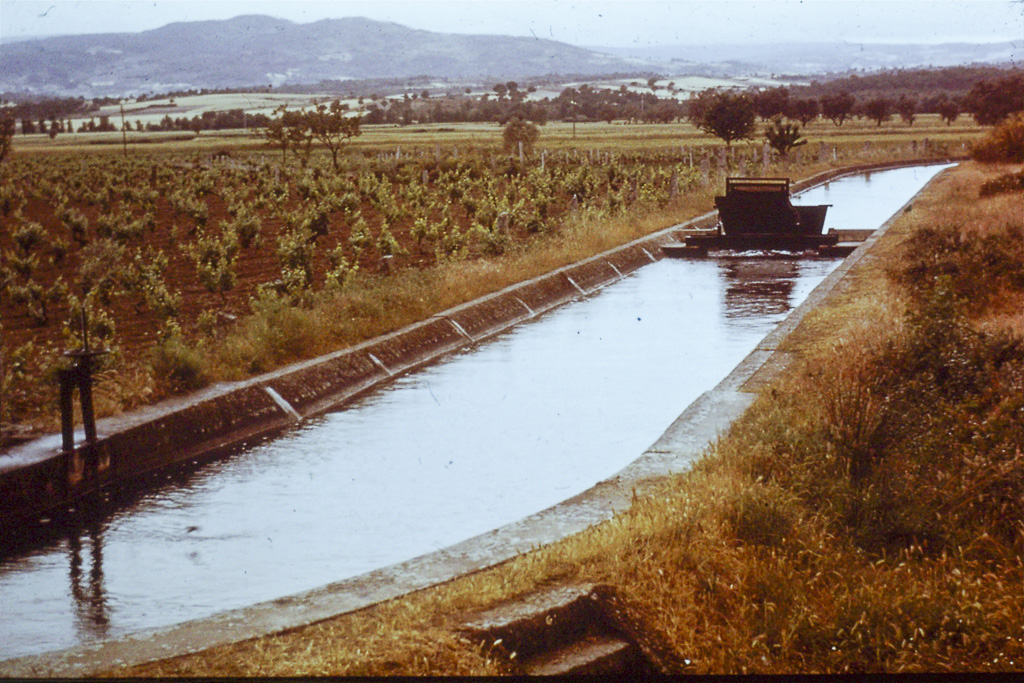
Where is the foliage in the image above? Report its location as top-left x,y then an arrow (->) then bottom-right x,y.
979,170 -> 1024,198
787,98 -> 819,125
150,324 -> 209,391
186,225 -> 239,298
687,89 -> 756,146
793,65 -> 1020,101
764,117 -> 806,157
936,98 -> 961,125
891,220 -> 1023,311
970,112 -> 1024,163
752,87 -> 790,121
896,95 -> 918,125
262,105 -> 311,162
861,96 -> 893,126
502,117 -> 540,156
965,73 -> 1024,126
0,340 -> 62,427
820,91 -> 856,126
305,100 -> 362,171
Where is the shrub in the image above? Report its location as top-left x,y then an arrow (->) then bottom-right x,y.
12,220 -> 45,253
891,222 -> 1024,312
0,341 -> 62,426
151,333 -> 210,391
187,226 -> 239,298
971,112 -> 1024,163
979,170 -> 1024,197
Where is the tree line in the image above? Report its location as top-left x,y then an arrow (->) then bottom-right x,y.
3,67 -> 1020,143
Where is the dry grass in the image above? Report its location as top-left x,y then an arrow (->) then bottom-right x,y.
106,160 -> 1023,677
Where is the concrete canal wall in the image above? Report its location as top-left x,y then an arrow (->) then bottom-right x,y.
0,157 -> 961,534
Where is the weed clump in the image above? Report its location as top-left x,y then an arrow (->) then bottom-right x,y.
979,170 -> 1024,197
150,332 -> 209,392
721,482 -> 797,548
971,112 -> 1024,163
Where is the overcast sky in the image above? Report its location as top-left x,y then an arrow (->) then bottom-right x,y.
1,0 -> 1021,46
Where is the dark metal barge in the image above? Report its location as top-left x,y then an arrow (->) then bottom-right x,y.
664,177 -> 838,256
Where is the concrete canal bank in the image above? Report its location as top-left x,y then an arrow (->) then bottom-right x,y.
0,158 -> 959,676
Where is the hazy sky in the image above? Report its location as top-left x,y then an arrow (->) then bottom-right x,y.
1,0 -> 1021,46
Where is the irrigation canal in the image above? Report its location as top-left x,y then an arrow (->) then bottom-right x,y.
0,164 -> 954,660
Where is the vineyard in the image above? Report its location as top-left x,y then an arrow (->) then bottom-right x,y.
0,123 -> 979,438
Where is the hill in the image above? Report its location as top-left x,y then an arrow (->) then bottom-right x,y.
2,14 -> 1019,99
0,15 -> 638,97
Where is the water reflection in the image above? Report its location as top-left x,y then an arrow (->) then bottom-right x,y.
720,256 -> 800,319
68,521 -> 109,638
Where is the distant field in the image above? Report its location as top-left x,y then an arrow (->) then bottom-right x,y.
81,92 -> 340,128
13,114 -> 986,156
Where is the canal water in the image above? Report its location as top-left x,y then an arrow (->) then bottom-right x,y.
0,164 -> 953,660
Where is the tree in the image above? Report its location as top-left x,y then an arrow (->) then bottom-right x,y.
305,99 -> 362,171
820,92 -> 856,126
753,87 -> 790,121
688,89 -> 756,147
764,116 -> 807,157
937,98 -> 961,126
502,116 -> 539,156
788,98 -> 820,125
862,96 -> 893,127
263,104 -> 311,163
965,73 -> 1024,126
896,95 -> 918,125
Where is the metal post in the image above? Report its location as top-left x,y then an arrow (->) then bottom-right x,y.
60,307 -> 108,453
59,368 -> 76,453
78,361 -> 98,445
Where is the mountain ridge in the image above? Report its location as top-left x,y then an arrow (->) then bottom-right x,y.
1,15 -> 1018,98
0,15 -> 635,97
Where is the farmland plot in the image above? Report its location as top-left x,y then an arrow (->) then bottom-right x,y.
0,145 -> 705,431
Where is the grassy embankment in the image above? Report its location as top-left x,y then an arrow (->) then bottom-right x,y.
110,157 -> 1022,676
4,116 -> 980,435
